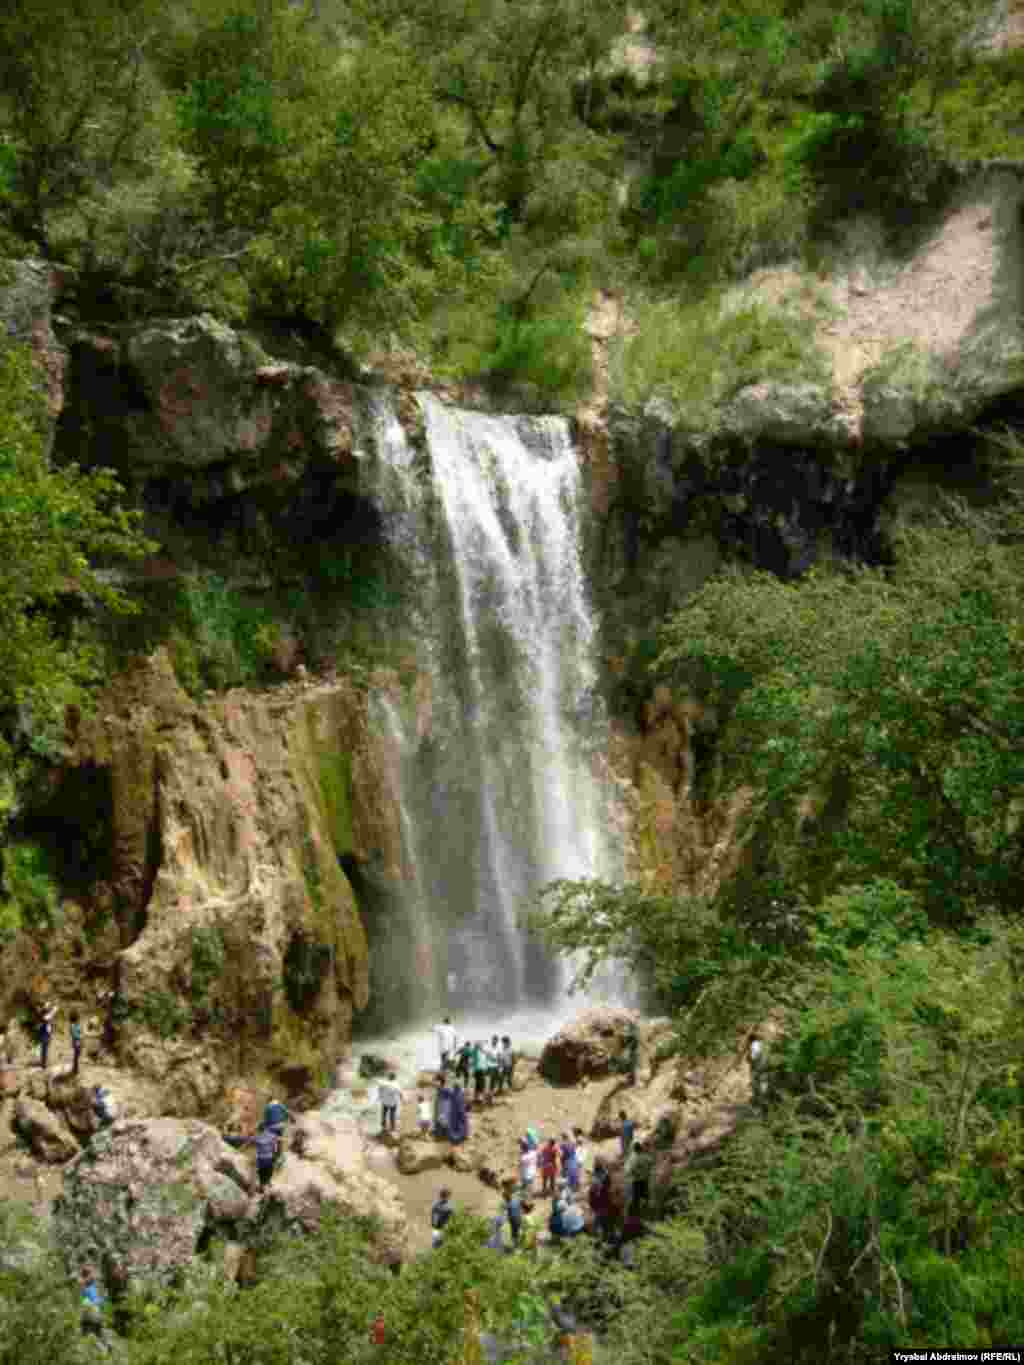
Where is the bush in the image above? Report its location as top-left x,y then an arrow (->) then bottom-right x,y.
0,841 -> 60,938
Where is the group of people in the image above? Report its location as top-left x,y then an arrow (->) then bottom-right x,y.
225,1097 -> 292,1189
436,1017 -> 516,1103
431,1108 -> 655,1259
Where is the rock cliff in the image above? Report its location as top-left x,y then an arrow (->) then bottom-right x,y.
40,651 -> 403,1115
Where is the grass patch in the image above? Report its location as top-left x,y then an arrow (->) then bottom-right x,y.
137,989 -> 191,1039
317,750 -> 353,858
611,287 -> 832,433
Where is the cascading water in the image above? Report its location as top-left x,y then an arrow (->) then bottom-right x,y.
355,391 -> 624,1066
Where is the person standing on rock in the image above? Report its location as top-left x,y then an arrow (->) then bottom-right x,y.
38,1000 -> 56,1069
500,1035 -> 515,1092
560,1132 -> 580,1194
69,1010 -> 83,1077
379,1073 -> 401,1134
435,1016 -> 458,1072
471,1040 -> 487,1106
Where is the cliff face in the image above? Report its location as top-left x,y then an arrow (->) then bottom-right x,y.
34,651 -> 403,1115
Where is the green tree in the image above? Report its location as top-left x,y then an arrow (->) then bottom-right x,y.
0,344 -> 151,778
0,0 -> 167,256
655,508 -> 1024,923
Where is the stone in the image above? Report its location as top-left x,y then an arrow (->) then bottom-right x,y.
14,1096 -> 80,1163
0,1066 -> 21,1097
358,1054 -> 398,1080
539,1008 -> 642,1086
448,1147 -> 476,1174
266,1112 -> 408,1263
396,1136 -> 447,1175
59,652 -> 392,1115
53,1118 -> 254,1287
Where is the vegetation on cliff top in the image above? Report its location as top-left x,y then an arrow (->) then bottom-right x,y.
1,0 -> 1021,403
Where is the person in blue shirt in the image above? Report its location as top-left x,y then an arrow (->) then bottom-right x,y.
501,1180 -> 522,1246
262,1098 -> 290,1135
249,1126 -> 280,1189
79,1266 -> 104,1340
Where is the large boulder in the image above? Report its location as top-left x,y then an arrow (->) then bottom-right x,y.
53,1118 -> 254,1286
396,1135 -> 447,1175
13,1097 -> 79,1163
539,1008 -> 641,1086
272,1112 -> 408,1263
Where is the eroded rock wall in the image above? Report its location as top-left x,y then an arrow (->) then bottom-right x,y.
56,651 -> 402,1116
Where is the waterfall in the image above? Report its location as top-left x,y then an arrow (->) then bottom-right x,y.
362,391 -> 621,1043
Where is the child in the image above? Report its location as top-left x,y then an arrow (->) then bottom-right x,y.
519,1135 -> 538,1195
539,1137 -> 560,1197
417,1093 -> 432,1138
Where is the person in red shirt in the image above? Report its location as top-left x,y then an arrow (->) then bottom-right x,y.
539,1137 -> 560,1197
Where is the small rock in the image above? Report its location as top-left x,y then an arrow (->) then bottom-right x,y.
14,1097 -> 79,1163
448,1148 -> 476,1173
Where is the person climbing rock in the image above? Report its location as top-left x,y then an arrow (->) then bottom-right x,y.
378,1073 -> 401,1133
431,1186 -> 454,1248
435,1016 -> 457,1072
38,1001 -> 56,1069
69,1010 -> 82,1077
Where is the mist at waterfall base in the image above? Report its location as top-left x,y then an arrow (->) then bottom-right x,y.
348,394 -> 633,1085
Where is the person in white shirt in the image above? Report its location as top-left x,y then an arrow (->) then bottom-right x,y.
435,1017 -> 457,1071
417,1093 -> 432,1138
379,1073 -> 402,1133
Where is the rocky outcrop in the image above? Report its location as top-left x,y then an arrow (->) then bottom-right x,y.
396,1135 -> 447,1175
57,314 -> 364,497
48,651 -> 402,1116
13,1096 -> 79,1163
538,1008 -> 641,1086
54,1118 -> 255,1285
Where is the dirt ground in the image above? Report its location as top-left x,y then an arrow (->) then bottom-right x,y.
371,1062 -> 635,1257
